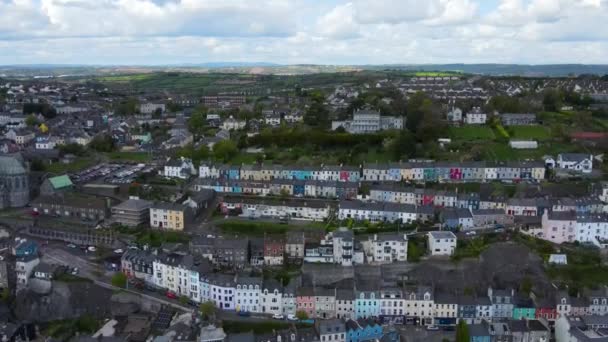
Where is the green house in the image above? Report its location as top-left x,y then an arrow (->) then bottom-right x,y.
512,296 -> 536,320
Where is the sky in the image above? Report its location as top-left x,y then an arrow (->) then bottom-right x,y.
0,0 -> 607,65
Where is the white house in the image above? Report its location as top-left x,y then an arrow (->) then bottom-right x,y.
464,107 -> 487,124
163,157 -> 196,179
222,116 -> 246,131
365,233 -> 408,264
284,111 -> 303,123
35,136 -> 58,150
264,112 -> 281,126
16,255 -> 39,290
235,277 -> 262,313
574,214 -> 608,246
261,281 -> 283,315
199,164 -> 221,179
557,153 -> 593,173
152,253 -> 198,300
204,274 -> 236,311
139,103 -> 165,114
427,231 -> 457,256
447,107 -> 462,123
331,228 -> 355,266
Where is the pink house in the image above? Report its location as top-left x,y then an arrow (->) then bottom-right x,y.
449,167 -> 462,180
296,287 -> 315,317
541,209 -> 576,244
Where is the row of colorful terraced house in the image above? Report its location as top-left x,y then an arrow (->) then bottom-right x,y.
194,178 -> 359,199
199,159 -> 552,183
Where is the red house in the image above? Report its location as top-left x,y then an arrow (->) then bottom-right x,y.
263,236 -> 285,266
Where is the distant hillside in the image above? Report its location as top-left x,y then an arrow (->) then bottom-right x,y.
1,63 -> 608,78
363,64 -> 608,77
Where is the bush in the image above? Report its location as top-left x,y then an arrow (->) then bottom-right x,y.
111,272 -> 127,288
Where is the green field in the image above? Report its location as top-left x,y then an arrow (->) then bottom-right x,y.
508,125 -> 551,141
46,158 -> 96,175
450,126 -> 496,140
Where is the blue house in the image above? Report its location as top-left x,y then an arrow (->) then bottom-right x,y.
346,319 -> 383,342
469,322 -> 490,342
354,290 -> 380,319
293,181 -> 305,196
457,296 -> 477,324
228,167 -> 240,180
13,240 -> 38,257
388,164 -> 402,181
457,193 -> 480,210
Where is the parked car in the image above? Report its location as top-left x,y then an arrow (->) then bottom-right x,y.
87,246 -> 97,252
287,314 -> 297,321
114,249 -> 124,254
272,314 -> 285,320
238,311 -> 251,317
67,243 -> 77,249
71,267 -> 79,275
426,325 -> 439,331
166,291 -> 177,299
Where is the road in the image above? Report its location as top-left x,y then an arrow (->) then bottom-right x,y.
35,239 -> 194,313
397,325 -> 455,342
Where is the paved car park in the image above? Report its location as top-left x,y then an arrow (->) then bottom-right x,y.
70,163 -> 156,184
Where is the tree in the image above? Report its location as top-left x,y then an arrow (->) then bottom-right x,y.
199,301 -> 216,319
166,101 -> 183,113
89,134 -> 116,152
59,143 -> 87,156
25,114 -> 39,127
405,91 -> 428,133
179,295 -> 189,305
187,112 -> 206,140
520,276 -> 533,295
213,140 -> 238,162
115,97 -> 139,116
390,130 -> 416,160
456,320 -> 470,342
295,310 -> 309,321
543,88 -> 564,112
111,272 -> 127,288
0,288 -> 10,303
23,103 -> 56,119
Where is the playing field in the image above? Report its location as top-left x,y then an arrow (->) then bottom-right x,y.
508,125 -> 551,141
450,126 -> 496,140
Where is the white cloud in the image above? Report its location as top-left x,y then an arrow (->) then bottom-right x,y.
0,0 -> 608,64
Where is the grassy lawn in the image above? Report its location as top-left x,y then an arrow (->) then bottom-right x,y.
42,315 -> 100,339
216,219 -> 327,236
106,151 -> 152,162
515,233 -> 608,292
450,126 -> 496,140
508,125 -> 551,141
230,152 -> 263,164
46,158 -> 96,175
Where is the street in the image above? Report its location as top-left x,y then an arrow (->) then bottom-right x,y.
397,325 -> 455,342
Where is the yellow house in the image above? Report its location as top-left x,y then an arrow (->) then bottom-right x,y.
401,168 -> 414,181
149,202 -> 191,230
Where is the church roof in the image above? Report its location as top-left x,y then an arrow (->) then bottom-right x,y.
0,156 -> 26,175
